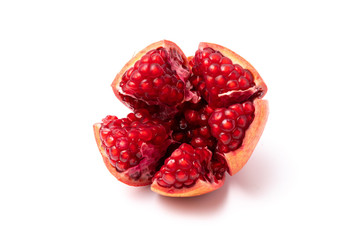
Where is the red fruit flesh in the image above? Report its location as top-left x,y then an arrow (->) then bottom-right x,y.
208,101 -> 255,153
190,43 -> 267,108
112,40 -> 199,120
94,40 -> 268,197
94,109 -> 172,186
151,143 -> 224,197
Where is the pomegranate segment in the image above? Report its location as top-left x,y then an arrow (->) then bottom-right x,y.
151,143 -> 225,197
95,109 -> 172,186
190,43 -> 267,108
153,143 -> 210,189
112,40 -> 199,120
95,40 -> 268,197
208,101 -> 255,153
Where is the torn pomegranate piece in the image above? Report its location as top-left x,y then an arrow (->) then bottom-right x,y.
190,42 -> 267,108
94,40 -> 268,197
112,40 -> 199,119
94,109 -> 172,186
151,143 -> 224,197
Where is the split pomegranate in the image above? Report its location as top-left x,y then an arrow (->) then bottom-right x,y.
94,40 -> 268,197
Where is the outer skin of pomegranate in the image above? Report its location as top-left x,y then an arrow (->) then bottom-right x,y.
94,40 -> 268,197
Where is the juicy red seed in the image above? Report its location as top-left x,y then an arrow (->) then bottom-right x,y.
149,64 -> 164,77
221,119 -> 235,132
126,68 -> 134,79
224,109 -> 237,118
117,139 -> 129,150
199,126 -> 210,137
219,133 -> 231,145
220,64 -> 234,76
205,75 -> 215,86
208,64 -> 220,75
215,75 -> 226,87
109,146 -> 120,160
100,128 -> 110,140
243,102 -> 255,114
226,80 -> 239,89
209,53 -> 222,63
172,149 -> 182,158
151,53 -> 165,65
139,129 -> 152,141
188,168 -> 199,180
140,55 -> 151,63
244,69 -> 254,82
220,57 -> 232,64
229,104 -> 244,114
210,124 -> 221,137
228,70 -> 240,80
228,140 -> 241,150
157,179 -> 170,188
130,70 -> 142,81
232,128 -> 244,139
162,173 -> 176,185
191,137 -> 207,147
218,144 -> 229,153
203,58 -> 211,68
153,78 -> 164,88
104,136 -> 115,147
175,170 -> 188,182
116,161 -> 127,172
234,64 -> 244,75
120,150 -> 130,162
185,110 -> 199,124
166,159 -> 177,171
238,77 -> 250,90
139,79 -> 152,91
181,143 -> 195,154
178,158 -> 192,169
128,131 -> 139,140
138,63 -> 150,75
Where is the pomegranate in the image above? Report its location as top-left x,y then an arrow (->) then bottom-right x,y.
94,40 -> 268,197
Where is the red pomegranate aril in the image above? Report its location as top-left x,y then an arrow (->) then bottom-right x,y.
220,119 -> 235,132
220,64 -> 234,75
208,64 -> 220,75
215,75 -> 227,87
219,132 -> 231,145
149,64 -> 163,77
239,77 -> 250,90
151,53 -> 165,65
226,80 -> 239,90
244,69 -> 254,82
175,170 -> 188,182
232,128 -> 244,139
228,70 -> 240,80
220,57 -> 232,64
243,101 -> 255,114
209,53 -> 222,63
234,64 -> 244,75
138,63 -> 150,75
104,136 -> 115,147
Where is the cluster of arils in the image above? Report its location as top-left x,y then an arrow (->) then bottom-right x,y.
94,40 -> 268,197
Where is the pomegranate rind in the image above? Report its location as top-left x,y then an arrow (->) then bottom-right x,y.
111,40 -> 190,106
93,123 -> 151,186
224,99 -> 269,175
150,178 -> 224,197
198,42 -> 267,98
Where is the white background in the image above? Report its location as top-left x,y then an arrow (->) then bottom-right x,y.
1,0 -> 359,239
